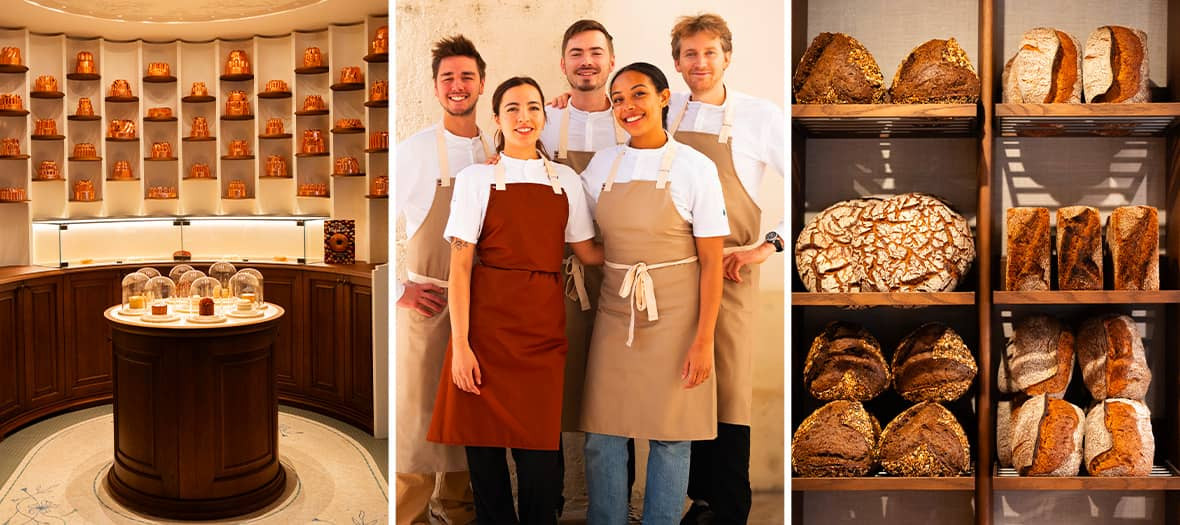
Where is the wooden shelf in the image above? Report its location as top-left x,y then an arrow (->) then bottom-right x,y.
993,465 -> 1180,491
0,64 -> 29,74
995,103 -> 1180,137
295,152 -> 329,158
182,136 -> 216,142
142,75 -> 176,83
144,157 -> 178,162
106,137 -> 139,142
364,194 -> 388,199
0,109 -> 30,117
220,73 -> 254,81
257,91 -> 292,99
29,91 -> 64,99
68,114 -> 101,121
331,127 -> 365,134
66,73 -> 100,81
330,82 -> 365,91
332,172 -> 365,178
364,100 -> 387,108
792,291 -> 976,307
106,178 -> 140,182
294,66 -> 329,75
259,133 -> 292,139
363,53 -> 388,63
144,116 -> 178,122
993,290 -> 1180,305
104,96 -> 138,103
792,103 -> 978,138
364,147 -> 387,153
295,109 -> 329,116
221,196 -> 255,200
0,155 -> 31,160
31,134 -> 66,141
68,199 -> 102,203
68,157 -> 102,162
181,95 -> 215,103
259,175 -> 293,179
221,155 -> 255,160
32,178 -> 65,182
221,115 -> 255,121
793,473 -> 975,491
296,194 -> 330,199
143,196 -> 179,200
181,177 -> 217,181
0,200 -> 31,204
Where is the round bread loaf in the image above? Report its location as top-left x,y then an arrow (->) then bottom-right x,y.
1011,395 -> 1085,476
1077,314 -> 1151,400
804,322 -> 890,401
878,401 -> 970,477
1084,398 -> 1153,476
795,193 -> 975,293
791,400 -> 880,477
889,38 -> 980,104
1002,28 -> 1082,103
1000,314 -> 1074,398
1083,26 -> 1149,103
793,32 -> 886,104
892,322 -> 977,402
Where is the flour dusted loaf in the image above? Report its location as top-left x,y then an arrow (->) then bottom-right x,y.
1083,26 -> 1149,103
1077,314 -> 1151,400
795,193 -> 975,293
1107,205 -> 1159,290
891,322 -> 977,403
878,401 -> 970,477
1084,398 -> 1154,476
889,38 -> 980,103
999,314 -> 1074,397
996,398 -> 1023,468
793,32 -> 886,104
1057,206 -> 1103,290
792,400 -> 881,477
804,321 -> 890,401
1011,395 -> 1085,476
1005,207 -> 1051,291
1003,28 -> 1082,103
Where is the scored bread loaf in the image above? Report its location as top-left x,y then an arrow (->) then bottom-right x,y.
996,398 -> 1027,468
891,322 -> 977,403
791,400 -> 881,477
1077,314 -> 1151,400
1083,26 -> 1150,103
1084,398 -> 1154,476
1057,206 -> 1103,290
1011,395 -> 1085,476
889,38 -> 980,104
1002,28 -> 1082,103
804,322 -> 890,401
793,32 -> 886,104
1001,314 -> 1074,398
1005,207 -> 1051,291
1107,205 -> 1159,290
878,401 -> 970,477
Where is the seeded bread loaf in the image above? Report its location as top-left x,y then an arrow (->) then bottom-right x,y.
1077,314 -> 1151,400
878,401 -> 971,477
804,322 -> 890,401
1083,26 -> 1150,103
892,323 -> 977,403
1084,398 -> 1154,476
1011,395 -> 1085,476
1005,207 -> 1051,291
1107,205 -> 1159,290
1000,314 -> 1074,398
1002,28 -> 1082,103
889,38 -> 980,104
793,32 -> 887,104
1057,206 -> 1103,290
792,400 -> 881,477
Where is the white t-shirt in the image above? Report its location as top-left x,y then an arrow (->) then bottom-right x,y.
443,154 -> 596,245
581,135 -> 730,239
668,89 -> 785,239
540,102 -> 622,155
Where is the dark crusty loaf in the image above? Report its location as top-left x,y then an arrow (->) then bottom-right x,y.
1002,28 -> 1082,103
804,322 -> 890,401
1083,26 -> 1150,103
1084,398 -> 1154,476
1005,207 -> 1051,291
892,323 -> 977,403
889,38 -> 980,104
793,32 -> 887,104
1000,314 -> 1074,398
792,400 -> 881,477
878,401 -> 970,477
1011,395 -> 1085,476
1107,205 -> 1159,290
1077,314 -> 1151,400
1056,206 -> 1103,290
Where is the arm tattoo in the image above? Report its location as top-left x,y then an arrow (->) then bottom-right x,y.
451,238 -> 470,250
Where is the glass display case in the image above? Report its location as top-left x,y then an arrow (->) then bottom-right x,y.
30,216 -> 326,268
209,261 -> 237,288
143,276 -> 177,320
188,276 -> 222,320
120,272 -> 149,315
227,271 -> 263,317
237,268 -> 264,302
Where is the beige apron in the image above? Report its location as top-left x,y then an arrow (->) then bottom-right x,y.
395,125 -> 490,473
579,143 -> 717,441
670,99 -> 761,426
555,105 -> 627,431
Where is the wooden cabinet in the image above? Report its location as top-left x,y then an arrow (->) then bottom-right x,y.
21,278 -> 65,408
296,271 -> 374,433
0,284 -> 20,422
63,270 -> 120,397
306,273 -> 347,403
262,269 -> 302,392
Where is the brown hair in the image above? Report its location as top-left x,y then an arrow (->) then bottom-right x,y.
669,13 -> 733,60
562,19 -> 614,55
491,77 -> 550,158
431,35 -> 486,79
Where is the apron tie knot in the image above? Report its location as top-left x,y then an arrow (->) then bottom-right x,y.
563,255 -> 591,311
606,255 -> 696,347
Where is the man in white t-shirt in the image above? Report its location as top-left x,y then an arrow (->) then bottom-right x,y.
394,35 -> 494,525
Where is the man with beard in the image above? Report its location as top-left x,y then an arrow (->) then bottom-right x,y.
395,34 -> 493,525
667,14 -> 784,525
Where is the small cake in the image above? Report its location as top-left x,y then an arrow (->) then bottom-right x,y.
151,142 -> 173,159
303,47 -> 324,68
36,161 -> 60,180
191,116 -> 210,137
74,51 -> 95,73
109,79 -> 133,98
371,176 -> 388,196
0,47 -> 21,65
0,93 -> 23,110
370,80 -> 388,102
339,66 -> 363,84
151,303 -> 167,316
226,180 -> 247,198
173,250 -> 191,261
147,107 -> 172,119
227,140 -> 250,157
371,26 -> 388,54
225,90 -> 250,116
75,97 -> 94,116
336,118 -> 363,129
198,297 -> 215,316
334,156 -> 361,175
302,95 -> 327,112
108,119 -> 137,139
302,129 -> 326,154
1,138 -> 20,156
189,163 -> 212,179
190,82 -> 208,97
225,50 -> 250,75
128,295 -> 146,310
34,75 -> 58,93
34,118 -> 57,136
111,160 -> 133,180
73,142 -> 98,158
265,155 -> 287,177
236,298 -> 253,312
369,131 -> 388,150
265,118 -> 284,135
146,62 -> 170,77
73,179 -> 95,201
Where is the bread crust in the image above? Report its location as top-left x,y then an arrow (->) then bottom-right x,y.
804,321 -> 891,401
890,38 -> 980,104
878,401 -> 970,477
1077,314 -> 1151,400
892,322 -> 977,403
1005,207 -> 1051,291
1108,205 -> 1159,290
1004,314 -> 1074,397
793,32 -> 887,104
1056,206 -> 1103,290
1003,28 -> 1083,103
1084,26 -> 1150,103
792,400 -> 881,477
1011,395 -> 1085,476
1084,398 -> 1153,476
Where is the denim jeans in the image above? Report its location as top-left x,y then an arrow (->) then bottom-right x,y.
585,432 -> 690,524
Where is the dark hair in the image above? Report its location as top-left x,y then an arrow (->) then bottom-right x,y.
431,35 -> 486,79
670,13 -> 733,60
610,62 -> 671,129
561,19 -> 614,55
490,76 -> 550,158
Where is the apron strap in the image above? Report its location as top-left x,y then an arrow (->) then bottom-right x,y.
668,91 -> 734,144
605,255 -> 699,347
656,141 -> 677,189
493,161 -> 507,190
668,98 -> 689,136
435,125 -> 450,187
563,255 -> 591,311
603,149 -> 625,192
543,157 -> 562,194
557,106 -> 571,160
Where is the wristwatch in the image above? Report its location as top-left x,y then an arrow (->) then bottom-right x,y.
765,231 -> 784,253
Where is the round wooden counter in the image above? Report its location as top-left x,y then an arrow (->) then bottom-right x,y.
103,303 -> 287,519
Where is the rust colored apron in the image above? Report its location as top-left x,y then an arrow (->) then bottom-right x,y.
395,126 -> 489,473
670,100 -> 761,426
554,105 -> 627,431
428,159 -> 570,450
579,143 -> 717,441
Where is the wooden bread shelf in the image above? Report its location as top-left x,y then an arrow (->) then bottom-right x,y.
993,464 -> 1180,491
792,103 -> 978,138
793,473 -> 976,491
993,290 -> 1180,305
995,103 -> 1180,137
792,291 -> 976,307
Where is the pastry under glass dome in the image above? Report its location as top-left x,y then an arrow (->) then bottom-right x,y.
120,272 -> 149,315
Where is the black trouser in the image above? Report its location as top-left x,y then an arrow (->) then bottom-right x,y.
687,423 -> 752,524
466,446 -> 562,525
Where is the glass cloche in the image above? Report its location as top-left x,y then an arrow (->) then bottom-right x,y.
237,268 -> 264,302
120,272 -> 150,315
175,269 -> 206,308
228,271 -> 263,316
209,261 -> 237,288
144,276 -> 176,317
136,267 -> 161,278
189,276 -> 222,317
168,264 -> 194,283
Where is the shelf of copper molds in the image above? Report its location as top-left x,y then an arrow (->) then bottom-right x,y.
364,194 -> 388,199
221,155 -> 256,160
330,82 -> 364,92
221,115 -> 255,121
364,100 -> 388,108
364,147 -> 387,154
220,73 -> 254,81
68,114 -> 101,121
144,116 -> 178,122
0,109 -> 30,117
331,172 -> 365,178
793,103 -> 978,138
68,156 -> 102,162
792,291 -> 976,307
142,75 -> 176,83
993,464 -> 1180,491
183,136 -> 217,142
0,154 -> 31,160
105,96 -> 138,103
181,95 -> 215,103
66,73 -> 100,81
105,137 -> 139,142
295,109 -> 329,116
0,64 -> 29,74
259,133 -> 292,139
31,134 -> 66,140
363,52 -> 388,63
331,127 -> 365,134
144,157 -> 178,162
257,91 -> 292,99
29,90 -> 64,99
792,472 -> 976,491
294,66 -> 329,75
995,103 -> 1180,137
295,152 -> 329,158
